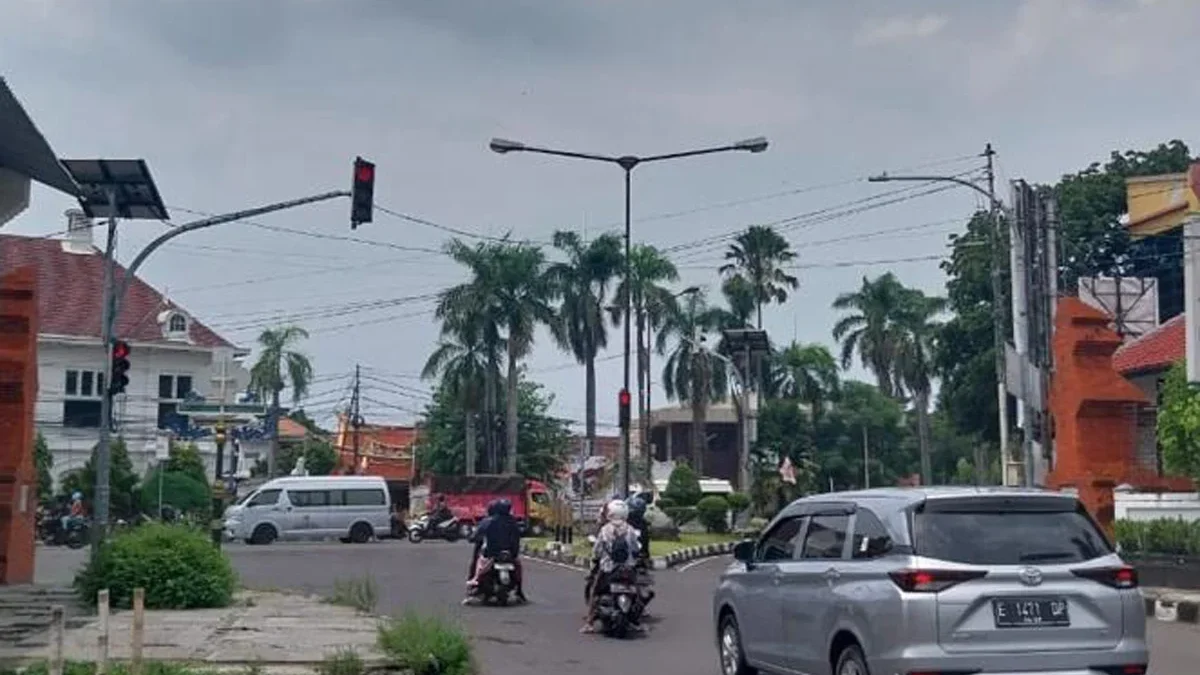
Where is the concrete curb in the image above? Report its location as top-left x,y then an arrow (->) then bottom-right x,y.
521,540 -> 736,571
1143,589 -> 1200,624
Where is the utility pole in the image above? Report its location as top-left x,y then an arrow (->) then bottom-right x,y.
984,144 -> 1015,487
210,355 -> 229,548
862,426 -> 870,489
350,364 -> 362,474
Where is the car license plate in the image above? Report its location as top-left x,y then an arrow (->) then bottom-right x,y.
992,597 -> 1070,628
494,564 -> 515,571
609,583 -> 635,593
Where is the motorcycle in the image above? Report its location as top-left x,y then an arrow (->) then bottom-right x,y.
471,550 -> 520,606
39,515 -> 90,549
407,514 -> 462,543
594,564 -> 641,638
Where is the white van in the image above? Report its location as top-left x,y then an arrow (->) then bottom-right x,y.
222,475 -> 392,545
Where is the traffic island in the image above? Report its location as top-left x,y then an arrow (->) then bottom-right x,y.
1143,587 -> 1200,624
521,539 -> 738,571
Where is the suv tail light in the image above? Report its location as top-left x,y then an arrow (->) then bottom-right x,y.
1071,566 -> 1138,589
888,569 -> 987,593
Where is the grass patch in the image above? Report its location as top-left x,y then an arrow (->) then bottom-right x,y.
317,648 -> 365,675
324,575 -> 378,613
377,612 -> 474,675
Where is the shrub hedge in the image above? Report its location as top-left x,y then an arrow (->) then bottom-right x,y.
1113,517 -> 1200,556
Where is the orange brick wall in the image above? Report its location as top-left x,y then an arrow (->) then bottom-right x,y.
0,267 -> 38,584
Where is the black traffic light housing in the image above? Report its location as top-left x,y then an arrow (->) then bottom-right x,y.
350,156 -> 375,229
618,388 -> 631,430
109,339 -> 131,396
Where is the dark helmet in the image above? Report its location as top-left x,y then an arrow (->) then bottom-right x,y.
496,498 -> 512,516
486,500 -> 501,516
626,496 -> 647,519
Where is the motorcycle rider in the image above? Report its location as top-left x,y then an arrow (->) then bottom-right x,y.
60,491 -> 85,532
466,500 -> 501,586
625,496 -> 651,565
465,498 -> 526,603
581,499 -> 641,633
429,494 -> 454,530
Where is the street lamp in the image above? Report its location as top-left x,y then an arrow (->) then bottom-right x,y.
490,137 -> 768,497
867,143 -> 1021,487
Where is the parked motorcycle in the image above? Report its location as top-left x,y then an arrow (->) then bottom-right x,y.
407,514 -> 462,543
471,550 -> 520,606
39,515 -> 90,549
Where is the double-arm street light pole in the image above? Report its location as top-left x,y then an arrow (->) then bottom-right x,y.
868,143 -> 1017,486
490,136 -> 768,497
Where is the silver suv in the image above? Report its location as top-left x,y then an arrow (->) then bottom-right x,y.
713,487 -> 1148,675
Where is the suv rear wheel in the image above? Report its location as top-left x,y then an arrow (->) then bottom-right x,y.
834,643 -> 870,675
717,613 -> 756,675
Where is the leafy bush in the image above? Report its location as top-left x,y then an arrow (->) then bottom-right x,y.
1112,518 -> 1200,556
735,516 -> 769,538
663,464 -> 702,506
662,506 -> 697,527
654,496 -> 676,509
318,648 -> 365,675
74,523 -> 236,610
725,492 -> 751,513
696,495 -> 730,533
378,613 -> 475,675
139,469 -> 211,518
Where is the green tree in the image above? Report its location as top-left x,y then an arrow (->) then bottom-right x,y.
663,462 -> 703,507
546,230 -> 623,462
249,325 -> 314,477
60,437 -> 139,519
892,288 -> 947,485
140,468 -> 210,518
1157,362 -> 1200,483
813,381 -> 918,490
422,314 -> 503,474
719,225 -> 799,328
416,378 -> 571,483
166,442 -> 208,485
612,244 -> 681,478
659,291 -> 730,477
34,432 -> 53,502
771,342 -> 841,421
831,273 -> 913,397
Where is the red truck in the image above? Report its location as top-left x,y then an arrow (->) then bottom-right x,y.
425,474 -> 554,536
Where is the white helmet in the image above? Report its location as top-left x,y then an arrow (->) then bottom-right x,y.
606,499 -> 629,523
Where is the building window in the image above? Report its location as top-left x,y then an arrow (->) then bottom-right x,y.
63,369 -> 105,428
157,373 -> 194,430
168,314 -> 188,333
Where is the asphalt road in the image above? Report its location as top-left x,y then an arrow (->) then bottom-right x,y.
34,542 -> 1200,675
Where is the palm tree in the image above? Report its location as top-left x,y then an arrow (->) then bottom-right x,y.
773,342 -> 841,422
892,290 -> 946,486
546,230 -> 623,459
659,291 -> 729,477
491,243 -> 557,473
719,225 -> 799,328
830,273 -> 913,396
249,325 -> 314,477
437,240 -> 506,471
612,244 -> 680,468
421,315 -> 504,475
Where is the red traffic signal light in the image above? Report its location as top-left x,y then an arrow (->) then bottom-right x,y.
109,339 -> 131,396
350,156 -> 375,229
618,388 -> 631,429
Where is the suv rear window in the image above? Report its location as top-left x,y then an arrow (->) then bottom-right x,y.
913,499 -> 1113,565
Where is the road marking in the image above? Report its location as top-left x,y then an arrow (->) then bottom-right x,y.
677,554 -> 730,573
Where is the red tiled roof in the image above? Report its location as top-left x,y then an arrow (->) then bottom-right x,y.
277,417 -> 313,440
0,234 -> 235,348
1112,313 -> 1185,375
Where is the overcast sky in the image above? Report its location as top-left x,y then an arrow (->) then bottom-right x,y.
4,0 -> 1200,432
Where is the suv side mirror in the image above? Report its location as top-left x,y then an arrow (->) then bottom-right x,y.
733,540 -> 755,564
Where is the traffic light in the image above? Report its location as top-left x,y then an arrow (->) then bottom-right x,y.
109,339 -> 130,396
618,388 -> 631,430
350,156 -> 375,229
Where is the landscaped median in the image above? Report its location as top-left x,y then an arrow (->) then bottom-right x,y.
521,533 -> 742,571
1142,587 -> 1200,625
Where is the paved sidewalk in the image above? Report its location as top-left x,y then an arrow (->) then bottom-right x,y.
0,591 -> 390,673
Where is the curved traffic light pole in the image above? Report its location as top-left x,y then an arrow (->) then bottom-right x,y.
92,189 -> 351,554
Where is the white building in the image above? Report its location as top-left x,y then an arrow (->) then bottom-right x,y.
0,210 -> 263,489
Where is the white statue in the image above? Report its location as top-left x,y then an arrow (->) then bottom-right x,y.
291,455 -> 308,476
